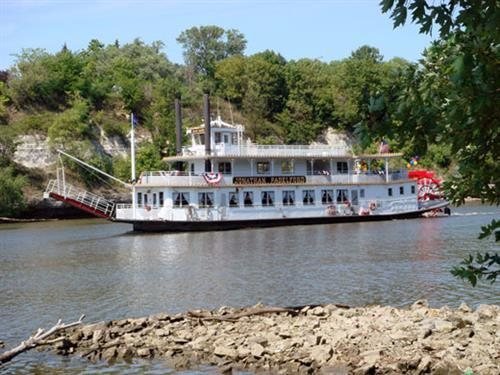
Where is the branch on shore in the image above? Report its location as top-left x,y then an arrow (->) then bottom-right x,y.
188,306 -> 300,322
0,315 -> 85,364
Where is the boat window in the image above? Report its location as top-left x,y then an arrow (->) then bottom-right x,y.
218,162 -> 232,174
223,134 -> 229,143
198,192 -> 214,208
360,189 -> 365,198
243,192 -> 253,207
215,132 -> 221,144
303,190 -> 315,205
137,192 -> 142,205
199,134 -> 205,145
351,190 -> 359,205
190,163 -> 195,174
337,161 -> 348,174
306,161 -> 313,175
261,191 -> 274,206
321,189 -> 334,204
336,189 -> 349,203
281,160 -> 294,174
411,185 -> 416,194
400,186 -> 404,195
159,192 -> 164,206
144,194 -> 148,205
231,133 -> 238,145
153,193 -> 157,206
283,191 -> 295,206
388,188 -> 393,197
257,161 -> 270,174
314,160 -> 331,175
173,192 -> 189,207
229,192 -> 239,207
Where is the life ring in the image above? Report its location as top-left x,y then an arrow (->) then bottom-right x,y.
326,205 -> 336,216
145,205 -> 151,211
345,200 -> 351,208
369,201 -> 377,211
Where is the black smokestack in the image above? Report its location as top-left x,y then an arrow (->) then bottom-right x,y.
203,93 -> 211,172
174,98 -> 182,156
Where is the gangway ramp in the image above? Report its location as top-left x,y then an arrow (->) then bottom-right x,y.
44,179 -> 115,219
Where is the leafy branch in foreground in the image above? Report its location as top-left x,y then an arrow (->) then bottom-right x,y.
451,220 -> 500,286
451,252 -> 500,287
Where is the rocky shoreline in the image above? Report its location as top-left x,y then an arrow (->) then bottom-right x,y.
48,301 -> 499,374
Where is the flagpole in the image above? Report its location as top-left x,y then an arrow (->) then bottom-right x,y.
131,113 -> 136,220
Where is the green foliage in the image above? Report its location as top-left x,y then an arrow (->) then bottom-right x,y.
0,81 -> 10,124
9,48 -> 84,110
48,96 -> 90,142
0,167 -> 27,217
136,143 -> 164,173
112,156 -> 131,182
92,111 -> 128,139
381,0 -> 499,205
451,251 -> 500,287
177,26 -> 246,80
382,0 -> 499,285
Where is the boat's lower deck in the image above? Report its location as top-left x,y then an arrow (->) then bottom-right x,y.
115,201 -> 449,232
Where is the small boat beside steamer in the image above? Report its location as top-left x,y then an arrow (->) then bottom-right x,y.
45,95 -> 449,232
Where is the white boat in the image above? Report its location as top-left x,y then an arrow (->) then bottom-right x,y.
45,96 -> 449,232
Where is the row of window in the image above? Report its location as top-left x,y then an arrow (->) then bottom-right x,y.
190,161 -> 350,175
172,189 -> 364,208
138,185 -> 415,208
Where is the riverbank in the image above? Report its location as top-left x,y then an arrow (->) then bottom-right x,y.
48,301 -> 499,374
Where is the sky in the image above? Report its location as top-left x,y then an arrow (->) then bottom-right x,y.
0,0 -> 434,70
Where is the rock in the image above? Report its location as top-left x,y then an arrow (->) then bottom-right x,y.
102,347 -> 117,361
458,302 -> 472,313
214,345 -> 238,358
92,329 -> 104,344
246,336 -> 268,346
416,355 -> 431,373
250,343 -> 265,357
116,346 -> 133,361
136,348 -> 152,358
309,306 -> 328,316
0,340 -> 4,348
432,319 -> 454,333
476,304 -> 497,320
411,300 -> 429,310
310,345 -> 333,364
80,322 -> 106,339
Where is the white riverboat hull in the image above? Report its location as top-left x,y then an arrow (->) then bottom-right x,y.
114,201 -> 449,232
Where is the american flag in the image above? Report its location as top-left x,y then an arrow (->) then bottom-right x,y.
379,140 -> 389,153
131,113 -> 139,127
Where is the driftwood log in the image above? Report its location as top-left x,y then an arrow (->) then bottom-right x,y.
0,315 -> 85,364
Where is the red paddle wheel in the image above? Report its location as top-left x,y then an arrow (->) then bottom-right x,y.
408,170 -> 443,201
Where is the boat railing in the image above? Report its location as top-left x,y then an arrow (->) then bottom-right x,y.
45,179 -> 115,217
136,170 -> 409,186
182,144 -> 352,157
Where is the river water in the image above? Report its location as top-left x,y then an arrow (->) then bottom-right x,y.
0,203 -> 499,373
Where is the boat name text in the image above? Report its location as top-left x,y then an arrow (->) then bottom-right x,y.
233,176 -> 306,185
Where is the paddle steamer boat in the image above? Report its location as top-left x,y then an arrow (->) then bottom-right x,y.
45,96 -> 448,232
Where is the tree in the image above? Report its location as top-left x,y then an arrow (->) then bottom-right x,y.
177,26 -> 246,80
381,0 -> 499,284
277,59 -> 335,144
0,167 -> 27,217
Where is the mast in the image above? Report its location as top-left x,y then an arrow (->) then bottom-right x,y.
131,113 -> 136,220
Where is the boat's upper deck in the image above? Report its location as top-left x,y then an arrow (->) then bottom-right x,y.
166,116 -> 401,161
